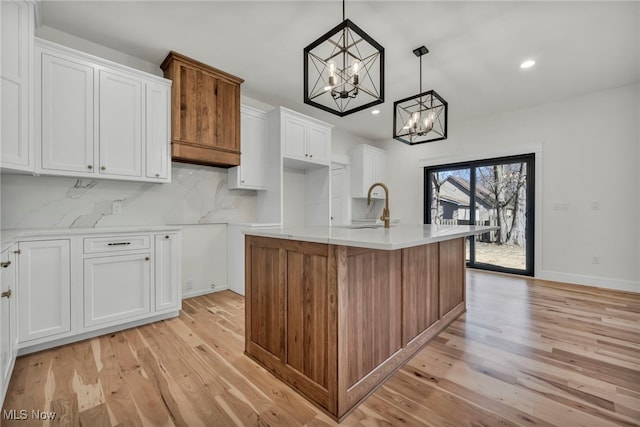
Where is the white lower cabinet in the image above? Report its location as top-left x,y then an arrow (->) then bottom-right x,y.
83,253 -> 151,328
11,228 -> 181,355
1,245 -> 18,406
17,239 -> 71,343
154,233 -> 181,311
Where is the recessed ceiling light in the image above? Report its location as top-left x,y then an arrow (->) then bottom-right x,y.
520,59 -> 536,69
371,109 -> 381,115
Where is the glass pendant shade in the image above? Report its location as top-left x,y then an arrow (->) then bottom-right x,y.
304,18 -> 384,116
393,46 -> 448,145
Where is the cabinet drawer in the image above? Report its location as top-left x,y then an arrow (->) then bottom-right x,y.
83,235 -> 150,253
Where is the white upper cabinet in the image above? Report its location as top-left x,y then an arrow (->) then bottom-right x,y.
35,38 -> 172,183
146,82 -> 171,180
39,51 -> 95,174
280,107 -> 332,167
228,105 -> 268,190
98,70 -> 143,178
351,144 -> 387,199
1,0 -> 34,172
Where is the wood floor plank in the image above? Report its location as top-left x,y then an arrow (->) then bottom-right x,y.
3,270 -> 639,426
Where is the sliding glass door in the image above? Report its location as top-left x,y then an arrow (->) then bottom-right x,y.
425,154 -> 534,276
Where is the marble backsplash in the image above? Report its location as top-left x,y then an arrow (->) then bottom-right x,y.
1,163 -> 257,230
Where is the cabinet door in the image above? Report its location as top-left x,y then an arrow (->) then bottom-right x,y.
286,246 -> 329,389
362,148 -> 377,196
1,248 -> 17,400
307,124 -> 331,165
216,79 -> 241,153
154,234 -> 181,312
439,238 -> 465,316
145,82 -> 171,180
283,115 -> 307,160
1,0 -> 33,172
246,240 -> 285,359
99,70 -> 143,177
84,253 -> 151,328
17,240 -> 71,343
373,149 -> 386,184
239,107 -> 267,189
40,52 -> 95,174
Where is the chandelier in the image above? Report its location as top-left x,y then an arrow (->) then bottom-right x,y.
303,0 -> 384,116
393,46 -> 448,144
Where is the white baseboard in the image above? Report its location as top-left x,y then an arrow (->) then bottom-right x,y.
182,285 -> 229,299
539,270 -> 639,293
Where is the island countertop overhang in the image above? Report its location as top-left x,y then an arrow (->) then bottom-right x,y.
242,224 -> 498,250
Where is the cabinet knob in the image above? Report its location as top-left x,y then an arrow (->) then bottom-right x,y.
305,154 -> 308,157
155,173 -> 160,177
1,261 -> 11,268
101,166 -> 106,171
241,180 -> 245,183
165,235 -> 170,239
1,289 -> 11,299
144,256 -> 150,261
87,165 -> 93,170
310,154 -> 313,158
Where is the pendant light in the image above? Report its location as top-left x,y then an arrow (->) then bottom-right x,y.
303,0 -> 384,117
393,46 -> 448,144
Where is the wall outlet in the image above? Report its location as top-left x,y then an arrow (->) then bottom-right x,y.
186,279 -> 194,290
112,200 -> 122,215
592,256 -> 600,265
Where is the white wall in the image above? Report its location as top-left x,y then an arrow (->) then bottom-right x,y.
282,167 -> 306,227
181,224 -> 228,297
378,84 -> 639,292
36,26 -> 161,75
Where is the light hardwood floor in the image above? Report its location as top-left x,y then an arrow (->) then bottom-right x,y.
3,270 -> 639,426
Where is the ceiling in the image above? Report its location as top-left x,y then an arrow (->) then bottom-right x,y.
39,1 -> 639,142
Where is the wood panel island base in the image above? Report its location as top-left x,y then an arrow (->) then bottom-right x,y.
244,225 -> 495,421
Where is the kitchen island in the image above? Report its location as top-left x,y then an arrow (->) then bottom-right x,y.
243,224 -> 495,421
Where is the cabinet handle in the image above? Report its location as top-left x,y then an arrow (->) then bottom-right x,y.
101,166 -> 106,171
165,235 -> 170,239
144,257 -> 150,261
13,249 -> 21,255
241,180 -> 245,183
1,289 -> 11,299
155,173 -> 160,177
1,261 -> 11,268
107,242 -> 131,246
87,165 -> 93,170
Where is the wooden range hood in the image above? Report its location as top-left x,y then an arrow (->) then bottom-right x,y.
161,51 -> 244,168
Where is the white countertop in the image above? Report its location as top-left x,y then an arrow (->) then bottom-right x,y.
243,224 -> 498,250
1,225 -> 182,252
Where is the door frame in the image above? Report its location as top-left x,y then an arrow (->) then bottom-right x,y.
424,153 -> 535,276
